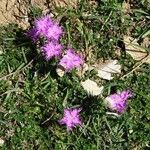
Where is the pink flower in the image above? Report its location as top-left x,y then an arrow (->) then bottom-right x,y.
59,108 -> 82,130
35,15 -> 53,36
41,42 -> 62,59
59,48 -> 84,71
105,90 -> 132,113
27,28 -> 39,42
35,15 -> 63,41
27,15 -> 63,42
45,22 -> 63,41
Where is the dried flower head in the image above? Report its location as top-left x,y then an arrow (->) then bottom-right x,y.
105,90 -> 132,113
59,108 -> 82,130
59,48 -> 84,71
41,42 -> 62,59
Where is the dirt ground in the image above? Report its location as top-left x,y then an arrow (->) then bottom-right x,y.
0,0 -> 77,29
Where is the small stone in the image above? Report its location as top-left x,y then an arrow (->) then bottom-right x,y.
0,138 -> 4,146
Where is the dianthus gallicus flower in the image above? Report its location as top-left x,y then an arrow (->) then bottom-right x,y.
45,22 -> 63,41
59,108 -> 82,130
59,48 -> 83,71
41,42 -> 62,59
105,90 -> 132,113
35,15 -> 54,35
35,15 -> 63,41
27,15 -> 63,42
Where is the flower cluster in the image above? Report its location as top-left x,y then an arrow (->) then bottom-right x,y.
27,15 -> 83,71
27,15 -> 133,131
59,90 -> 132,130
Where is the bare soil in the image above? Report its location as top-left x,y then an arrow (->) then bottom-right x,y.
0,0 -> 77,29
